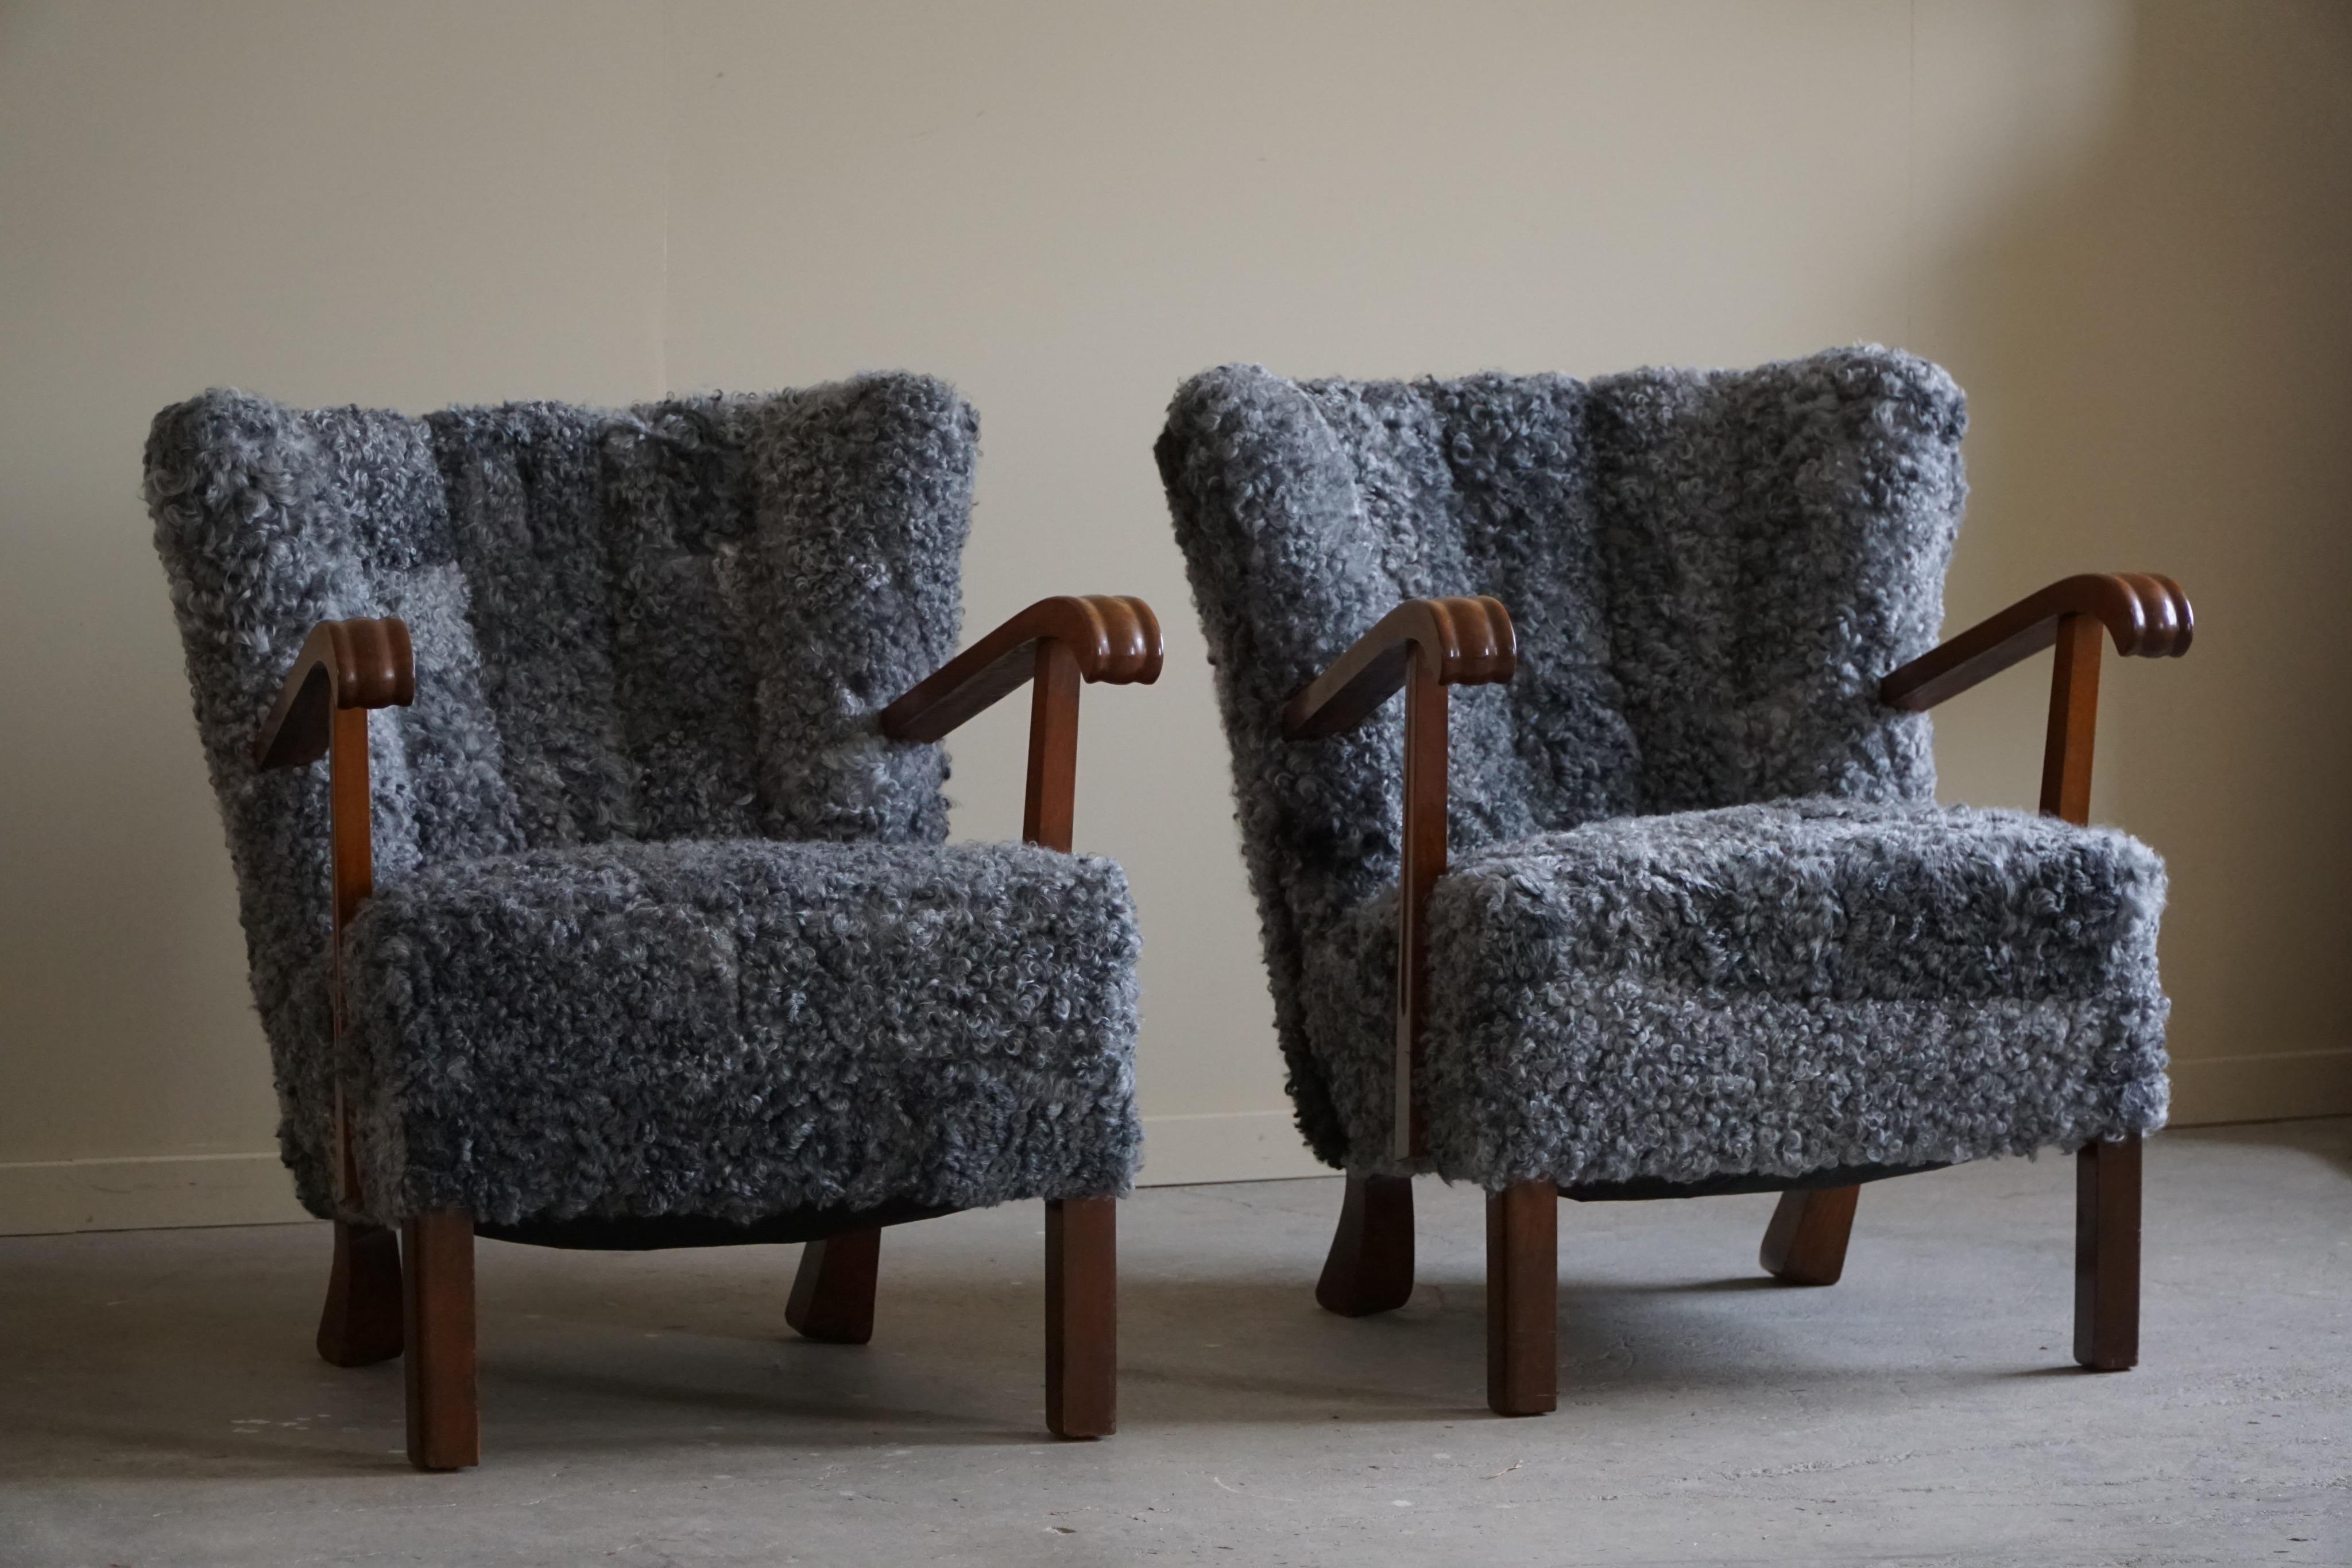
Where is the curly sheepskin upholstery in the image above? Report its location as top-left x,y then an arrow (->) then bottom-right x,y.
147,375 -> 1143,1227
1156,347 -> 2169,1186
344,839 -> 1139,1227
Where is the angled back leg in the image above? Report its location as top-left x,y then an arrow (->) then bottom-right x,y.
1760,1186 -> 1860,1286
1317,1174 -> 1415,1317
318,1219 -> 404,1365
788,1230 -> 882,1344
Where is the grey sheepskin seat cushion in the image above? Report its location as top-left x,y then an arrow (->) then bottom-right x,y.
345,839 -> 1140,1226
148,374 -> 1143,1226
1156,347 -> 2169,1186
1307,800 -> 2165,1188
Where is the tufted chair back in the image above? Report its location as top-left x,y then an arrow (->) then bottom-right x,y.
147,375 -> 977,1170
1156,347 -> 1968,1139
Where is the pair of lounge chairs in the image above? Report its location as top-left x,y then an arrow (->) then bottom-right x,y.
146,347 -> 2187,1469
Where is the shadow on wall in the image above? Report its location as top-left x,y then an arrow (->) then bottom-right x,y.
1922,1 -> 2352,1117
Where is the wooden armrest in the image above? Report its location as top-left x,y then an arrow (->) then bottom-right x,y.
253,619 -> 417,770
1276,596 -> 1514,1161
1282,596 -> 1517,740
249,617 -> 414,1217
1881,573 -> 2192,713
881,595 -> 1162,744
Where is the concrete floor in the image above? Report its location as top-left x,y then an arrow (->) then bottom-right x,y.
1,1121 -> 2345,1566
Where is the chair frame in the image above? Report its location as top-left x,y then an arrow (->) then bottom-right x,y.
1290,573 -> 2193,1415
256,597 -> 1162,1469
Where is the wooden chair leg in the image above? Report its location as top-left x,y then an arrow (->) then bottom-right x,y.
786,1228 -> 881,1344
1760,1185 -> 1860,1286
1316,1173 -> 1414,1317
316,1219 -> 404,1366
2074,1135 -> 2141,1370
1486,1179 -> 1557,1417
1045,1197 -> 1116,1439
402,1210 -> 478,1472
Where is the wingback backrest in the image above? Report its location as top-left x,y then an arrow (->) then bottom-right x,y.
148,375 -> 977,1170
1158,347 -> 1966,1148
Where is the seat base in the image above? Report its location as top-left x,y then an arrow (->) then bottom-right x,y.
1561,1160 -> 1943,1203
474,1198 -> 960,1252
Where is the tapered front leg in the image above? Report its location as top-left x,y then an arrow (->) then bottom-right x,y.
2074,1135 -> 2141,1370
316,1219 -> 404,1366
1045,1197 -> 1116,1438
787,1229 -> 881,1344
402,1210 -> 478,1472
1486,1180 -> 1557,1417
1759,1186 -> 1860,1286
1316,1174 -> 1415,1317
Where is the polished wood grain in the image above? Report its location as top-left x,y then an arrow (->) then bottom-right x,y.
2075,1135 -> 2142,1370
1045,1196 -> 1117,1438
786,1229 -> 881,1345
882,595 -> 1161,744
1315,1174 -> 1414,1317
1486,1180 -> 1558,1418
315,1220 -> 404,1366
1759,1186 -> 1860,1287
402,1210 -> 478,1472
1880,572 -> 2189,712
1281,595 -> 1515,740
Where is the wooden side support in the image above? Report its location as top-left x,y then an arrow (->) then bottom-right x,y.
255,619 -> 418,1377
402,1210 -> 479,1472
883,598 -> 1156,1439
1045,1196 -> 1117,1439
1873,572 -> 2188,1371
1282,596 -> 1517,1162
786,1229 -> 881,1345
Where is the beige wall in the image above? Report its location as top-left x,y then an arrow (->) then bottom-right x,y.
2,1 -> 2345,1232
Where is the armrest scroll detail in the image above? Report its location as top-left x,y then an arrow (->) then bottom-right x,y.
253,618 -> 416,771
1881,573 -> 2191,713
881,595 -> 1162,744
1282,596 -> 1517,740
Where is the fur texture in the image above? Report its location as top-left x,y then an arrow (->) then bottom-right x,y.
147,376 -> 1142,1224
1156,347 -> 2170,1183
345,838 -> 1140,1226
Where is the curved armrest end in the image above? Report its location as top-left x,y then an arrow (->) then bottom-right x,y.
881,594 -> 1164,744
1283,595 -> 1517,740
1881,573 -> 2192,712
253,618 -> 416,771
